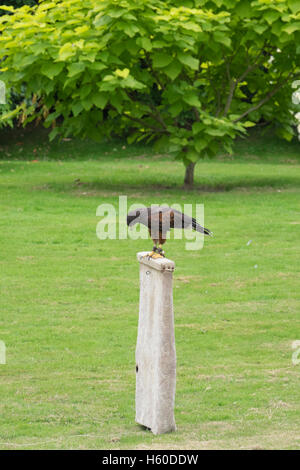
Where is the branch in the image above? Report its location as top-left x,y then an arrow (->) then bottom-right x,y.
124,90 -> 168,131
237,46 -> 268,83
222,58 -> 237,117
122,113 -> 168,134
148,103 -> 168,130
223,78 -> 236,116
193,107 -> 200,121
145,52 -> 165,91
206,66 -> 222,116
222,44 -> 273,117
233,72 -> 297,123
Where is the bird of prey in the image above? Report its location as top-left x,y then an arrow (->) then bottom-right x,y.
127,206 -> 212,258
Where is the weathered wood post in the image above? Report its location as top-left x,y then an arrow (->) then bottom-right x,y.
135,252 -> 176,435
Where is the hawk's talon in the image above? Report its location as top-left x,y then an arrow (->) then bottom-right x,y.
142,251 -> 155,259
142,249 -> 165,260
150,252 -> 164,259
157,246 -> 165,257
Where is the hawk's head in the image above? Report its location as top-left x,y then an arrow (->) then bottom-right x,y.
127,209 -> 141,227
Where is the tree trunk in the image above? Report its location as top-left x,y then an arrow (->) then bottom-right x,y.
184,162 -> 195,187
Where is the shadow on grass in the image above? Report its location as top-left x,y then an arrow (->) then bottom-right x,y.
37,174 -> 300,195
1,162 -> 299,194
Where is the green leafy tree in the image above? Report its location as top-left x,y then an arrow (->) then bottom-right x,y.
0,2 -> 39,125
10,1 -> 38,6
0,1 -> 38,16
1,0 -> 299,185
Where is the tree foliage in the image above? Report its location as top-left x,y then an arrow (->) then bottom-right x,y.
10,1 -> 38,6
1,0 -> 300,184
0,1 -> 38,16
0,2 -> 39,126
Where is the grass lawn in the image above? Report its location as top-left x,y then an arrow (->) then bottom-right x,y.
0,127 -> 299,449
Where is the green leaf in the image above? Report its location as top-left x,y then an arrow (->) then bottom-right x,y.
49,127 -> 60,141
58,43 -> 76,61
41,63 -> 64,79
93,14 -> 112,28
288,0 -> 300,14
206,127 -> 227,136
122,39 -> 139,55
192,122 -> 205,135
138,37 -> 152,52
93,92 -> 108,109
169,101 -> 183,117
90,62 -> 107,71
110,94 -> 123,113
186,149 -> 199,163
122,76 -> 146,90
264,10 -> 280,25
235,0 -> 252,18
68,62 -> 85,77
276,127 -> 294,141
123,23 -> 139,38
0,5 -> 14,12
82,95 -> 93,111
253,24 -> 268,35
109,9 -> 125,19
183,92 -> 201,107
282,22 -> 300,34
115,68 -> 130,78
213,32 -> 231,48
80,84 -> 92,99
153,52 -> 173,68
72,101 -> 83,117
194,137 -> 208,153
177,52 -> 199,70
163,60 -> 182,80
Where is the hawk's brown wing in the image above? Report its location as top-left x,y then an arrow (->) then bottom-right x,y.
127,206 -> 212,236
171,208 -> 212,235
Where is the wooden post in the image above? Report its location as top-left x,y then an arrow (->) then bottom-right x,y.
135,252 -> 176,435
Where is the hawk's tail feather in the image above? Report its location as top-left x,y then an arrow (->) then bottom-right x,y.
192,218 -> 213,237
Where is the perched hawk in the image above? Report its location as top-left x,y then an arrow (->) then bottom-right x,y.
127,206 -> 212,258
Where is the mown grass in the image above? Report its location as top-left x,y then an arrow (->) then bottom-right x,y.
0,127 -> 299,449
